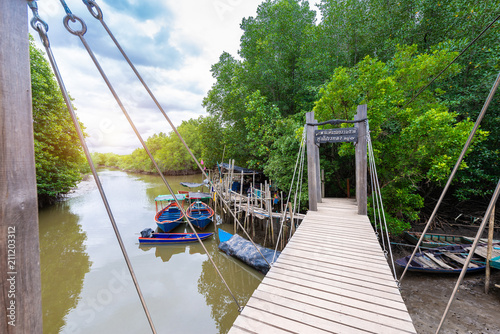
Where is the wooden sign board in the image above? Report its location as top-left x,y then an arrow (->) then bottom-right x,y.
315,128 -> 358,144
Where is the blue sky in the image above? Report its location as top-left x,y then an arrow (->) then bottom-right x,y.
31,0 -> 321,154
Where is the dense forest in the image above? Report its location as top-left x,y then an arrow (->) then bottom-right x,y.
35,0 -> 500,233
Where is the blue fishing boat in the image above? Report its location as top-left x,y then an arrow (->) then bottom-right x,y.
186,201 -> 214,230
155,201 -> 184,232
138,228 -> 213,244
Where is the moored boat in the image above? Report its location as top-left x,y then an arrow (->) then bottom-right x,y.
186,201 -> 214,230
396,242 -> 500,274
138,228 -> 213,244
403,231 -> 472,248
155,201 -> 184,232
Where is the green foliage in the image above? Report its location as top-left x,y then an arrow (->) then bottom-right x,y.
313,46 -> 486,231
30,37 -> 86,205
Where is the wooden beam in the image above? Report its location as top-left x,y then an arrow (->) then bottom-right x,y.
0,1 -> 43,333
306,112 -> 317,211
355,105 -> 367,215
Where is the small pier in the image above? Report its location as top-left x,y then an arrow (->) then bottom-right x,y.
229,198 -> 417,334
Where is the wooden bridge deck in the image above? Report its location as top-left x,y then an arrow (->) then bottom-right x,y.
229,198 -> 416,334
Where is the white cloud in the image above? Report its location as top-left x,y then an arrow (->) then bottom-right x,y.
31,0 -> 321,154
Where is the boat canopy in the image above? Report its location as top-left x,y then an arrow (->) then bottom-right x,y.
180,179 -> 209,188
154,194 -> 186,202
189,192 -> 211,200
218,163 -> 260,174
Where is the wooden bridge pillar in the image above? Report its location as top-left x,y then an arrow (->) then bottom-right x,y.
355,105 -> 368,215
0,2 -> 43,333
306,112 -> 318,211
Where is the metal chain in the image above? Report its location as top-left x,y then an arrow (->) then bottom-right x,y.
27,3 -> 157,333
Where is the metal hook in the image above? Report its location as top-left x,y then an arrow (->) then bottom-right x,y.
83,0 -> 103,20
63,15 -> 87,36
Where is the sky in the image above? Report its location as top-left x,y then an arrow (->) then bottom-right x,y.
30,0 -> 321,154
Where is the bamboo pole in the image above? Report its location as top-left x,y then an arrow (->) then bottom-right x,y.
0,2 -> 43,332
485,206 -> 495,293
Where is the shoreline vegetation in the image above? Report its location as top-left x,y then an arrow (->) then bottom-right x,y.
33,0 -> 500,239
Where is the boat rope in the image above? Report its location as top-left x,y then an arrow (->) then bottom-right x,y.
435,177 -> 500,334
55,0 -> 244,312
366,121 -> 398,283
27,2 -> 158,332
79,0 -> 271,271
399,67 -> 500,284
272,126 -> 307,262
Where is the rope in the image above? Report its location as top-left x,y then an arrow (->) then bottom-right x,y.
57,2 -> 245,313
399,67 -> 500,283
401,12 -> 500,111
27,4 -> 157,333
272,127 -> 306,262
366,121 -> 398,282
81,0 -> 270,272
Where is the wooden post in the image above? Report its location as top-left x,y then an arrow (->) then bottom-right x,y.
355,105 -> 368,215
314,117 -> 322,203
0,1 -> 43,333
306,112 -> 318,211
485,206 -> 495,293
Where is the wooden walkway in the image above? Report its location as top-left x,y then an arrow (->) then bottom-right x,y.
229,198 -> 417,334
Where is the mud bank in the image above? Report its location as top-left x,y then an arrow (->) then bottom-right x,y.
395,256 -> 500,334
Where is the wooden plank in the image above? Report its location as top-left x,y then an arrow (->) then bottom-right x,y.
230,197 -> 416,333
260,279 -> 413,321
282,247 -> 394,275
277,251 -> 396,281
0,2 -> 43,334
230,314 -> 295,334
264,272 -> 407,311
284,241 -> 389,265
237,306 -> 330,333
245,297 -> 371,334
276,256 -> 399,290
270,266 -> 403,301
251,289 -> 416,334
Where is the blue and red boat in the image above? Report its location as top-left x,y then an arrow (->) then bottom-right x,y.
186,201 -> 214,230
155,201 -> 184,232
139,231 -> 213,244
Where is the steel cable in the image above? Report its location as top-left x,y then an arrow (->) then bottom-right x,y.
80,0 -> 271,270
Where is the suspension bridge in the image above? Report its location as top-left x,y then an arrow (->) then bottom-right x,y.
229,198 -> 416,334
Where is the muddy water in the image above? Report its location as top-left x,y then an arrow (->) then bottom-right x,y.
38,170 -> 263,334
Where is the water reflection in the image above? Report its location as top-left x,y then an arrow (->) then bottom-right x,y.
38,202 -> 91,334
39,170 -> 262,333
198,230 -> 264,334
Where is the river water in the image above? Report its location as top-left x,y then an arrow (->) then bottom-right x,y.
38,169 -> 263,334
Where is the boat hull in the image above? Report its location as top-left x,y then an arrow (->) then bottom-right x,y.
139,232 -> 213,244
396,244 -> 487,274
155,202 -> 184,232
186,201 -> 214,230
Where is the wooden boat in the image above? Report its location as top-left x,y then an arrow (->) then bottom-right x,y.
396,242 -> 500,274
139,232 -> 213,244
404,231 -> 500,248
186,201 -> 214,230
403,231 -> 472,248
490,256 -> 500,270
155,201 -> 184,232
218,228 -> 279,274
